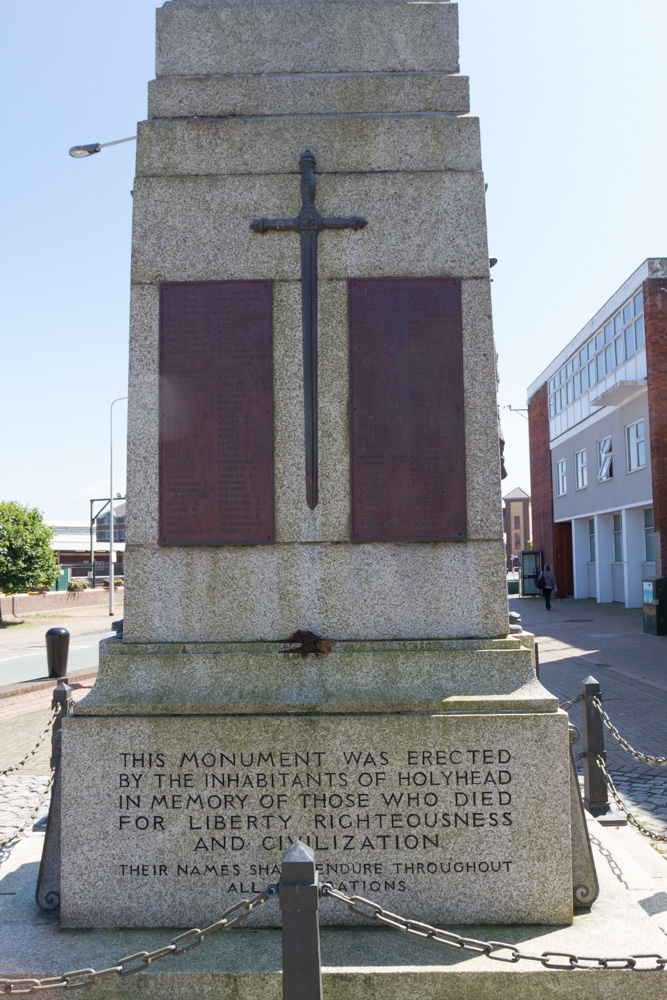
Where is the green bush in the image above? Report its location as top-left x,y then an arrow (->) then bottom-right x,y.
0,501 -> 58,621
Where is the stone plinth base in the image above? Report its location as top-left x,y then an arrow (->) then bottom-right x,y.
61,635 -> 572,928
3,823 -> 666,1000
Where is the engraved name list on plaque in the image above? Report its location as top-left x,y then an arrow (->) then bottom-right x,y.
159,281 -> 274,545
349,278 -> 466,542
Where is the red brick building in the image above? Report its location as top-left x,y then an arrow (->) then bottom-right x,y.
527,259 -> 666,605
502,486 -> 532,570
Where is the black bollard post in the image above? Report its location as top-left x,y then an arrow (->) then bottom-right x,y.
279,841 -> 323,1000
581,676 -> 609,815
45,627 -> 70,679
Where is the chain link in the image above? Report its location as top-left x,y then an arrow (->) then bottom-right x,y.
592,696 -> 667,767
559,694 -> 582,712
0,885 -> 277,994
321,885 -> 666,970
595,755 -> 667,843
0,708 -> 59,779
0,771 -> 54,851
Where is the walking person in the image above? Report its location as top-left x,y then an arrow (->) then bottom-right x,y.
537,565 -> 557,610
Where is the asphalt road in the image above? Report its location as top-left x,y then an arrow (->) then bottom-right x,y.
0,630 -> 112,687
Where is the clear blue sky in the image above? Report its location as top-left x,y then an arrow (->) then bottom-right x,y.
2,1 -> 666,521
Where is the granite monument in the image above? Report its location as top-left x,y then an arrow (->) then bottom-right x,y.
60,0 -> 573,928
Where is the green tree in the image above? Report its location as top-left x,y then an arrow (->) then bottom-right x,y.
0,501 -> 59,621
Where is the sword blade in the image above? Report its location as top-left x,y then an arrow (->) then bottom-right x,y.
300,228 -> 318,509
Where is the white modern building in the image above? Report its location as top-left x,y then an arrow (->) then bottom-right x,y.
527,259 -> 664,607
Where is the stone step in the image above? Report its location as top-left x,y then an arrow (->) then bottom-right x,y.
148,72 -> 470,119
2,822 -> 665,998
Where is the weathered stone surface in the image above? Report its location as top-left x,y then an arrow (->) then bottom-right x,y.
130,172 -> 488,284
76,634 -> 551,715
147,72 -> 470,119
273,280 -> 350,543
125,284 -> 159,549
5,819 -> 667,1000
156,1 -> 460,77
123,538 -> 509,643
461,280 -> 504,540
59,0 -> 575,942
126,277 -> 500,553
61,711 -> 572,927
135,115 -> 481,178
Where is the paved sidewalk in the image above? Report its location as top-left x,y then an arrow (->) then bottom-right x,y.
0,683 -> 95,844
514,594 -> 667,838
0,602 -> 122,655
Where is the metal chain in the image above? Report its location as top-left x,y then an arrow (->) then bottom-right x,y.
322,885 -> 666,970
0,708 -> 59,778
595,755 -> 667,843
559,694 -> 582,712
0,885 -> 277,994
0,771 -> 54,851
591,696 -> 667,766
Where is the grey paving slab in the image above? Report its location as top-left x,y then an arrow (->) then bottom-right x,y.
513,595 -> 667,836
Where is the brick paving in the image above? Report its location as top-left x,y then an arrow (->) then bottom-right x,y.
0,683 -> 94,846
515,594 -> 667,838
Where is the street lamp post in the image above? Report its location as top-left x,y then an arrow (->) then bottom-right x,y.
69,136 -> 137,158
109,396 -> 128,616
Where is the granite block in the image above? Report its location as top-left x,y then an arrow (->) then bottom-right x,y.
135,115 -> 481,178
125,277 -> 501,554
461,280 -> 504,540
273,281 -> 350,542
130,171 -> 488,285
122,539 -> 509,643
60,710 -> 571,927
147,72 -> 471,119
156,2 -> 460,77
76,636 -> 550,715
125,284 -> 159,548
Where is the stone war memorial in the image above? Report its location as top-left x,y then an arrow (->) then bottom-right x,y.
61,0 -> 574,930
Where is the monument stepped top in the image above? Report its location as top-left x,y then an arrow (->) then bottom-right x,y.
162,0 -> 452,6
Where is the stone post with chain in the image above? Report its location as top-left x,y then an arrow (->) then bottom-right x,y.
35,682 -> 73,912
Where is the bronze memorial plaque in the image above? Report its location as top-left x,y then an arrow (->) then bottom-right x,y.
349,278 -> 466,542
159,281 -> 274,545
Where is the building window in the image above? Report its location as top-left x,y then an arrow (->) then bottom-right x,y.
645,508 -> 655,562
514,515 -> 520,529
626,419 -> 646,472
514,532 -> 521,550
546,289 -> 645,419
556,459 -> 567,497
588,519 -> 596,562
574,449 -> 587,490
613,514 -> 623,562
597,436 -> 613,481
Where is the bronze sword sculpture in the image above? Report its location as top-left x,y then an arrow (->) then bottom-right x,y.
251,150 -> 367,510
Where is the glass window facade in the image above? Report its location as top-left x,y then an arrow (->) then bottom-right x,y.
597,436 -> 613,481
645,508 -> 655,562
626,420 -> 646,472
575,449 -> 587,490
588,519 -> 595,562
547,289 -> 645,420
556,459 -> 567,497
613,513 -> 623,562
